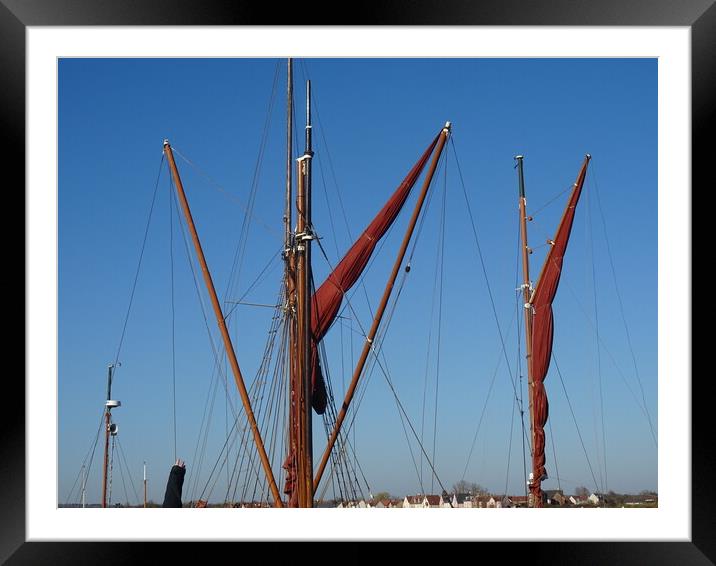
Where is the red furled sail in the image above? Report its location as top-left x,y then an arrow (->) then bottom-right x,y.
309,133 -> 440,414
529,155 -> 590,501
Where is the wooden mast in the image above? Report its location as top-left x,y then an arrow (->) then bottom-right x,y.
101,362 -> 117,508
313,122 -> 452,493
163,140 -> 284,507
284,58 -> 296,509
294,79 -> 314,507
515,155 -> 539,507
284,58 -> 293,254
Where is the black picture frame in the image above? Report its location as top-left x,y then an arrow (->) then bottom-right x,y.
9,0 -> 710,562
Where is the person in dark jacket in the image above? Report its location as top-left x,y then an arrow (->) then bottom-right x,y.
162,459 -> 186,508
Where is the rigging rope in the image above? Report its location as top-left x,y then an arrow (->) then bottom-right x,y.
223,59 -> 282,303
419,174 -> 445,489
168,172 -> 177,463
430,152 -> 448,494
168,179 -> 246,502
530,183 -> 574,217
318,335 -> 370,503
461,306 -> 521,482
114,438 -> 132,506
116,437 -> 141,505
503,388 -> 517,499
552,352 -> 602,495
223,251 -> 281,321
559,267 -> 656,445
64,408 -> 105,504
112,153 -> 165,372
591,162 -> 657,446
170,147 -> 281,239
452,138 -> 533,486
586,180 -> 608,494
451,138 -> 523,417
547,419 -> 562,492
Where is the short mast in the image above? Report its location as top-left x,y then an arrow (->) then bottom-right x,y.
101,362 -> 120,508
515,155 -> 538,507
143,461 -> 147,508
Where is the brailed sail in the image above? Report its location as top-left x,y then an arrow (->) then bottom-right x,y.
308,133 -> 441,413
529,154 -> 591,502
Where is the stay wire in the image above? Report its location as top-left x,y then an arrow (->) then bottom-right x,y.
586,179 -> 608,494
503,388 -> 517,499
112,153 -> 165,371
451,138 -> 522,412
591,162 -> 657,446
168,172 -> 177,463
169,149 -> 281,239
64,407 -> 105,504
547,419 -> 562,492
168,177 -> 251,501
559,265 -> 656,446
116,437 -> 140,506
552,352 -> 601,495
460,306 -> 522,482
431,151 -> 448,494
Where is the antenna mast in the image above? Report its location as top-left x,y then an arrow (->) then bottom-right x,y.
101,362 -> 120,508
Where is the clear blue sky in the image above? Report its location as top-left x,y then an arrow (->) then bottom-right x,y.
58,58 -> 657,505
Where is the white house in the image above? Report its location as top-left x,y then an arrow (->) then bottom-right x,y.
451,493 -> 474,508
403,495 -> 427,508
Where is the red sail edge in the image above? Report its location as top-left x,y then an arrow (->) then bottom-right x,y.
529,155 -> 590,503
309,133 -> 441,414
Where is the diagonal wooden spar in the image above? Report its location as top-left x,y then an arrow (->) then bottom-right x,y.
163,140 -> 284,508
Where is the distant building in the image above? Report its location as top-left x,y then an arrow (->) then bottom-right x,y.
451,493 -> 474,508
403,495 -> 426,508
569,495 -> 588,506
425,495 -> 445,508
544,490 -> 565,506
505,495 -> 529,508
472,495 -> 496,508
402,494 -> 448,508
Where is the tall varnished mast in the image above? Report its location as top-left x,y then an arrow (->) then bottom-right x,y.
294,80 -> 314,507
514,155 -> 538,507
